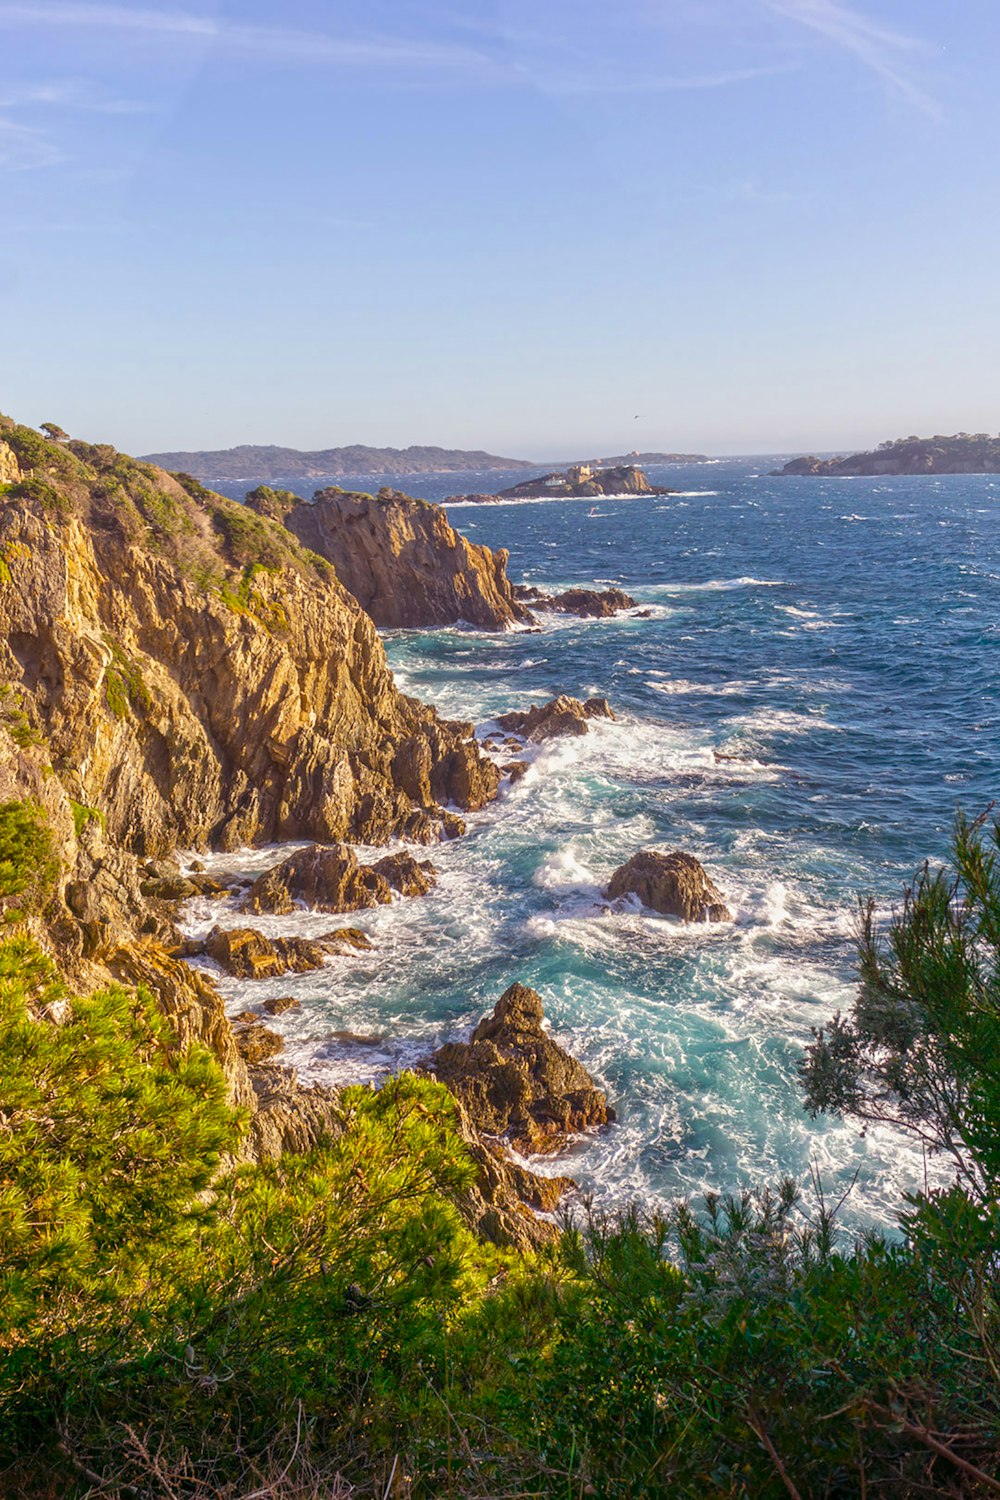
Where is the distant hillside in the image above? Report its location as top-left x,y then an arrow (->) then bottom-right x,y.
141,443 -> 537,483
587,451 -> 708,465
775,433 -> 1000,477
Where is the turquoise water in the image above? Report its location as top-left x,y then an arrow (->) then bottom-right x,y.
191,462 -> 1000,1225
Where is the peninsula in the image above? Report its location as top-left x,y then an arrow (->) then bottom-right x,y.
774,432 -> 1000,477
446,461 -> 677,504
141,442 -> 536,483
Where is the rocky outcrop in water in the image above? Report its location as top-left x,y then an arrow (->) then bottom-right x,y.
262,485 -> 533,630
495,695 -> 615,743
513,585 -> 636,618
606,850 -> 731,922
429,982 -> 615,1156
204,925 -> 337,979
0,419 -> 501,859
242,842 -> 436,916
447,463 -> 676,503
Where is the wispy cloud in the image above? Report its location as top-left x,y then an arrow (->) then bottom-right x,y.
0,2 -> 494,73
760,0 -> 940,117
0,80 -> 150,112
544,63 -> 793,97
0,117 -> 63,169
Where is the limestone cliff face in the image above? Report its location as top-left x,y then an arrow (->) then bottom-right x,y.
0,440 -> 19,485
268,486 -> 533,631
0,432 -> 499,857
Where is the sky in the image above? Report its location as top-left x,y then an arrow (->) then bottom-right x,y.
0,0 -> 998,458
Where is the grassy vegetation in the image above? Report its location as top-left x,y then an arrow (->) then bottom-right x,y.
102,637 -> 153,722
1,809 -> 999,1495
0,801 -> 59,919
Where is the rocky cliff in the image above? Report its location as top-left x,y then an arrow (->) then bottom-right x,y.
0,419 -> 499,858
254,484 -> 533,630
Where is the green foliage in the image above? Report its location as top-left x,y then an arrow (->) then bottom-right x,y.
9,474 -> 69,512
102,637 -> 153,721
219,562 -> 289,631
4,424 -> 50,470
212,500 -> 288,569
68,799 -> 105,838
2,816 -> 1000,1495
0,684 -> 45,748
245,484 -> 300,521
803,810 -> 1000,1202
0,801 -> 58,917
171,470 -> 215,503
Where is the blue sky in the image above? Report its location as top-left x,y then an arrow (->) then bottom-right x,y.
1,0 -> 997,457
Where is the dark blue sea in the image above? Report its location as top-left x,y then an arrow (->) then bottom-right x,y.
194,461 -> 1000,1225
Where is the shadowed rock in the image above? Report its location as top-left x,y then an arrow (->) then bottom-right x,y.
235,1023 -> 285,1064
606,850 -> 731,922
429,982 -> 615,1156
513,585 -> 636,618
496,694 -> 615,743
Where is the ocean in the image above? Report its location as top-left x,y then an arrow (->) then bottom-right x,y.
190,461 -> 1000,1227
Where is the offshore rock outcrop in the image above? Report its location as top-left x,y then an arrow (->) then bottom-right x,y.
429,982 -> 615,1156
241,843 -> 436,916
447,462 -> 676,504
495,694 -> 615,743
260,484 -> 534,630
606,850 -> 732,922
513,584 -> 636,618
0,421 -> 502,859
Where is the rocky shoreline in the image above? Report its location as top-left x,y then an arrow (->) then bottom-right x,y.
0,412 -> 733,1247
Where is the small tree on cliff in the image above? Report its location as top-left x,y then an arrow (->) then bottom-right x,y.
802,809 -> 1000,1203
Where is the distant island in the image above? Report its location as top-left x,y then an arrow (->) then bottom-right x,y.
774,433 -> 1000,477
140,443 -> 537,483
446,462 -> 676,505
587,450 -> 708,465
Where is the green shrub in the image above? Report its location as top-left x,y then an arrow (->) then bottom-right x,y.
0,801 -> 58,916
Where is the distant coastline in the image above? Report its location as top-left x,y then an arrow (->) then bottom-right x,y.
142,443 -> 709,485
774,432 -> 1000,477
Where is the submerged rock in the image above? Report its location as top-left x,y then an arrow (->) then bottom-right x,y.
605,850 -> 731,922
429,982 -> 615,1156
242,843 -> 436,916
496,694 -> 615,743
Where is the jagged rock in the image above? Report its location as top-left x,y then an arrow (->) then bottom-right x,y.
266,485 -> 534,630
0,433 -> 503,859
204,925 -> 332,978
319,927 -> 373,951
429,982 -> 615,1156
370,851 -> 437,897
242,844 -> 393,916
513,585 -> 635,618
234,1009 -> 259,1023
245,1064 -> 344,1159
263,996 -> 300,1015
503,760 -> 529,783
331,1028 -> 386,1045
242,843 -> 435,916
140,874 -> 199,901
605,850 -> 731,922
236,1022 -> 285,1064
496,695 -> 615,743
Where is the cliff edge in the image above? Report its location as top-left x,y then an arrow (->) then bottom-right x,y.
251,483 -> 533,630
